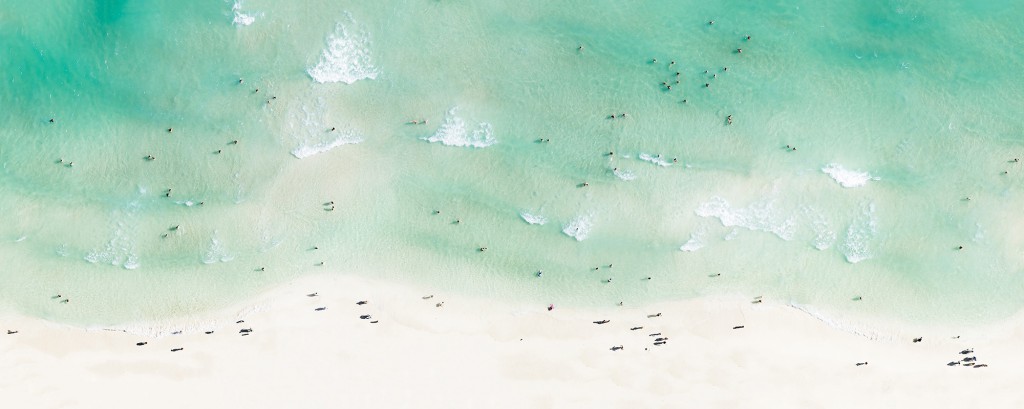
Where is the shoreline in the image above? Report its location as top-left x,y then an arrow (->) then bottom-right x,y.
3,272 -> 1022,408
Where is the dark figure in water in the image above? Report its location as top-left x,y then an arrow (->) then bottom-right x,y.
171,348 -> 184,352
732,325 -> 744,329
610,346 -> 624,351
630,327 -> 643,331
593,320 -> 610,324
356,301 -> 368,305
360,315 -> 372,320
136,342 -> 147,346
855,362 -> 868,366
913,337 -> 923,343
314,307 -> 327,311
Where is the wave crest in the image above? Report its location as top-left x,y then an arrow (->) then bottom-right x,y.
562,214 -> 593,241
520,211 -> 547,225
695,196 -> 795,241
822,163 -> 878,188
423,108 -> 496,148
307,14 -> 379,84
232,1 -> 257,26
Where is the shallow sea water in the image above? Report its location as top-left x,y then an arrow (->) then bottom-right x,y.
1,0 -> 1023,326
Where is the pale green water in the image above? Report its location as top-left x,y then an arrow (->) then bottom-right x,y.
1,0 -> 1023,326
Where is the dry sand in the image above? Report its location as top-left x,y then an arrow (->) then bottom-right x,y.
2,273 -> 1021,408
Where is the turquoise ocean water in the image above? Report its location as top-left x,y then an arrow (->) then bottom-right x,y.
1,0 -> 1022,326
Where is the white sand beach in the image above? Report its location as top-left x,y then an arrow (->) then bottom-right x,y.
2,273 -> 1021,408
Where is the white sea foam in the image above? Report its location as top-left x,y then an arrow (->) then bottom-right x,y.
423,108 -> 496,148
287,96 -> 364,159
85,227 -> 140,270
822,163 -> 878,188
231,1 -> 257,26
175,200 -> 202,207
803,206 -> 836,250
14,236 -> 27,242
695,196 -> 795,240
638,153 -> 673,167
291,131 -> 362,158
307,14 -> 378,84
972,223 -> 985,243
562,214 -> 593,241
812,223 -> 836,250
839,203 -> 878,263
724,228 -> 740,241
519,211 -> 547,225
613,168 -> 636,181
202,232 -> 234,264
679,226 -> 707,252
787,303 -> 889,341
